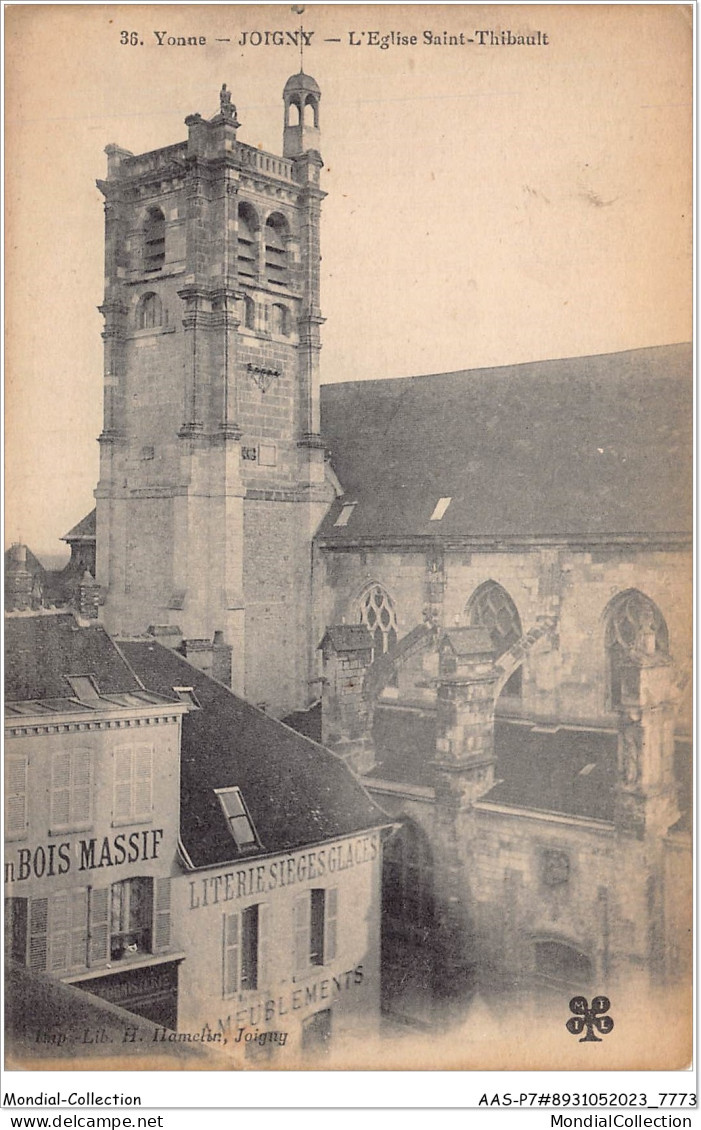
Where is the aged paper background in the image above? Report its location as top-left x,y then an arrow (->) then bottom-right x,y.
4,2 -> 692,1076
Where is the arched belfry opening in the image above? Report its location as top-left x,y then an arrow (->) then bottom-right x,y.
466,581 -> 523,698
283,72 -> 321,158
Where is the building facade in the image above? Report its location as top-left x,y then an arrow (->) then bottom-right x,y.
4,612 -> 187,1029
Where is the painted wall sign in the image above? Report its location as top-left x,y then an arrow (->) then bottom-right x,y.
187,832 -> 380,911
4,829 -> 165,884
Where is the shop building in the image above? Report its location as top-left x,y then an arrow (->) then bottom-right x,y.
120,637 -> 390,1062
4,611 -> 187,1029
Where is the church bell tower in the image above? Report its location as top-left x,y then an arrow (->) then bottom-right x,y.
95,76 -> 330,715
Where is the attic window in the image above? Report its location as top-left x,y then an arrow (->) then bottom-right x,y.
173,686 -> 200,711
334,502 -> 357,528
429,497 -> 452,521
66,676 -> 101,703
216,787 -> 259,851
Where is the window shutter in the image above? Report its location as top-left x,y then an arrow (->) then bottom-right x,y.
133,746 -> 153,818
294,893 -> 311,973
257,904 -> 268,988
51,750 -> 72,828
324,888 -> 338,963
28,898 -> 48,972
153,878 -> 171,953
113,748 -> 132,822
223,912 -> 240,997
5,754 -> 28,837
49,892 -> 70,972
88,887 -> 110,967
70,888 -> 89,969
72,751 -> 92,825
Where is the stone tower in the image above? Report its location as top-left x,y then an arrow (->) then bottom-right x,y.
95,77 -> 331,715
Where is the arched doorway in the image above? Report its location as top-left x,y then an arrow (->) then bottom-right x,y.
381,820 -> 436,1022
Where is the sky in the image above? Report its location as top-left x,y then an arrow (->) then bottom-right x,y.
5,3 -> 692,558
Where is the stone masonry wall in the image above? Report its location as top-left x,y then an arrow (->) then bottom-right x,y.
318,545 -> 691,728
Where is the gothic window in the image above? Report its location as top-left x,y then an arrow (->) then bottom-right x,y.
264,213 -> 289,286
271,303 -> 290,336
605,590 -> 669,709
136,292 -> 163,330
237,202 -> 259,279
467,581 -> 523,696
382,821 -> 434,937
143,207 -> 165,272
358,584 -> 398,654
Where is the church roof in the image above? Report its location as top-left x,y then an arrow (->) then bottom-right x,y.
62,508 -> 96,543
284,71 -> 321,95
318,343 -> 692,545
120,640 -> 389,868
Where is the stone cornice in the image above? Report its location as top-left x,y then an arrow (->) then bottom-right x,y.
5,706 -> 185,739
318,532 -> 692,553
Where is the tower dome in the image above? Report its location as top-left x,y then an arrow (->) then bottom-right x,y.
283,72 -> 321,158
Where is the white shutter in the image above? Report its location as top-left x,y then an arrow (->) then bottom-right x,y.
257,904 -> 268,988
49,892 -> 70,972
70,888 -> 89,969
294,892 -> 311,973
223,912 -> 240,997
133,745 -> 153,819
153,878 -> 171,953
5,754 -> 28,837
324,888 -> 338,963
51,751 -> 72,828
88,887 -> 111,966
113,748 -> 133,822
28,898 -> 48,972
72,751 -> 92,825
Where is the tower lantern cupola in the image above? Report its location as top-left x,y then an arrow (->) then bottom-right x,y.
283,72 -> 321,158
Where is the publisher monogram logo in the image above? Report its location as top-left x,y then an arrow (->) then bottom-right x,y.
566,996 -> 614,1043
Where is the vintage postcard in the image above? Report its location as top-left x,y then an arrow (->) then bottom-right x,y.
4,3 -> 693,1079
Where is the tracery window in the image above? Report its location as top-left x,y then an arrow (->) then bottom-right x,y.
358,584 -> 398,655
467,581 -> 523,696
605,590 -> 668,708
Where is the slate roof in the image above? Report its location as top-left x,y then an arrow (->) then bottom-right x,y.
62,508 -> 96,543
368,707 -> 691,825
5,963 -> 212,1067
120,640 -> 390,868
368,709 -> 619,820
440,627 -> 494,657
4,545 -> 47,580
5,613 -> 144,703
319,625 -> 373,652
318,343 -> 692,543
